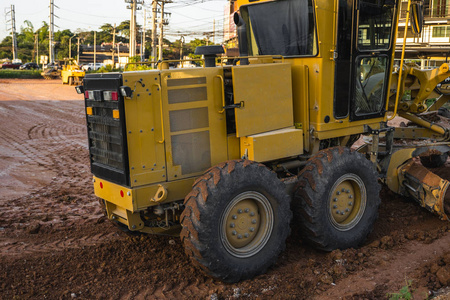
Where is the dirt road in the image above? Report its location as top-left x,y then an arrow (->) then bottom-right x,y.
0,79 -> 449,299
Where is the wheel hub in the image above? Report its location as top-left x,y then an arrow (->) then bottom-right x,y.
225,199 -> 260,248
328,174 -> 366,231
220,191 -> 274,258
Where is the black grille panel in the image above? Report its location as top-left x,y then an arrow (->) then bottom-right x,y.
84,74 -> 129,186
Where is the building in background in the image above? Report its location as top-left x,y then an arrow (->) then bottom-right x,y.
396,0 -> 450,67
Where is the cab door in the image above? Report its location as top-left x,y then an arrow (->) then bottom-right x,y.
334,0 -> 398,121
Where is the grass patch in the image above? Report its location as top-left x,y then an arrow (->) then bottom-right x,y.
0,69 -> 42,79
388,280 -> 413,300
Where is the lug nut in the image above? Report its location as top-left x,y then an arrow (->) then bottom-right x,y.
345,208 -> 349,212
341,188 -> 345,192
341,211 -> 345,215
252,219 -> 257,224
230,223 -> 235,228
232,215 -> 237,220
250,227 -> 255,232
244,208 -> 249,213
238,209 -> 243,214
333,198 -> 338,202
250,212 -> 255,216
346,189 -> 350,193
244,233 -> 249,238
336,210 -> 340,214
333,205 -> 337,209
349,195 -> 353,199
237,234 -> 242,239
337,191 -> 341,195
349,202 -> 353,206
232,230 -> 237,236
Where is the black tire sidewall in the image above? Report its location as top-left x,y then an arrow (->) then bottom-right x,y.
196,163 -> 291,281
297,148 -> 380,250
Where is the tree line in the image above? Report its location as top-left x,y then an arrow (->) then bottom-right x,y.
0,20 -> 208,63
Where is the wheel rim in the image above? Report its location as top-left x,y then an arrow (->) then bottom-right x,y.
220,191 -> 274,258
328,174 -> 366,231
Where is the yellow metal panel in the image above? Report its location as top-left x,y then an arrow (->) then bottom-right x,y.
95,176 -> 196,213
134,177 -> 195,209
227,135 -> 241,160
93,176 -> 134,211
123,72 -> 167,187
232,63 -> 294,137
232,64 -> 294,137
240,127 -> 303,162
160,68 -> 228,181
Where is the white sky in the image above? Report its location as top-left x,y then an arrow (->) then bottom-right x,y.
0,0 -> 228,42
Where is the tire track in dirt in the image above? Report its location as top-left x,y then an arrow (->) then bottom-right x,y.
0,99 -> 95,228
0,232 -> 119,256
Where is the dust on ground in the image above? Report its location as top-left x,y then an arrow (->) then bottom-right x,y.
0,79 -> 449,299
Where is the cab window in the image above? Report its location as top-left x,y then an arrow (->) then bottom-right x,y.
242,0 -> 317,56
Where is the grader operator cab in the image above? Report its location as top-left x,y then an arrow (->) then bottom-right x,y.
76,0 -> 450,282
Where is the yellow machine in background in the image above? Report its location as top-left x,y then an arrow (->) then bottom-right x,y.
76,0 -> 450,283
61,59 -> 85,85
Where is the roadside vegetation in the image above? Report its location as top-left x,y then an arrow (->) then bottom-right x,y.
0,69 -> 41,79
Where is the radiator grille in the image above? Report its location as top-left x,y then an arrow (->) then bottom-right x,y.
84,74 -> 129,186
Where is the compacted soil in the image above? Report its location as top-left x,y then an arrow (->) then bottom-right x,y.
0,79 -> 449,299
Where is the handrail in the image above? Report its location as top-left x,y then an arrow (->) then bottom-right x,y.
153,83 -> 165,144
389,0 -> 412,121
215,75 -> 226,114
124,55 -> 286,70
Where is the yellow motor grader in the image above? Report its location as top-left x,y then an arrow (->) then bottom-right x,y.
61,59 -> 85,85
76,0 -> 450,282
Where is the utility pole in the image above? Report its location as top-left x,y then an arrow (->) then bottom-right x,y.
158,1 -> 164,61
94,31 -> 97,66
157,0 -> 172,61
35,32 -> 39,64
49,0 -> 59,64
76,37 -> 81,65
5,5 -> 18,60
179,35 -> 185,60
112,24 -> 116,67
69,35 -> 76,59
125,0 -> 143,58
141,8 -> 146,61
213,19 -> 215,45
151,0 -> 158,66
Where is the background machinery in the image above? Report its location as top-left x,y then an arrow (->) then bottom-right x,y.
76,0 -> 450,282
61,59 -> 85,85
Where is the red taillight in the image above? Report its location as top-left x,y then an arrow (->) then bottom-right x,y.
103,91 -> 118,101
100,182 -> 103,189
120,190 -> 124,197
85,90 -> 95,100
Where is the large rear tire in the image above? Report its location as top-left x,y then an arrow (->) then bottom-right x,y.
181,160 -> 292,282
294,147 -> 380,251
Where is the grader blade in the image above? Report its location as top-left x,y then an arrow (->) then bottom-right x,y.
398,160 -> 450,221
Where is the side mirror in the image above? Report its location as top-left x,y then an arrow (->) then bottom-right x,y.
410,2 -> 423,35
